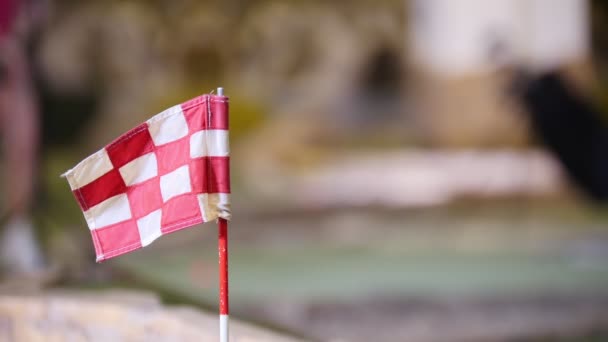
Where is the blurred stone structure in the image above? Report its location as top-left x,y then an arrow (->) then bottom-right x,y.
37,0 -> 593,150
37,0 -> 406,148
408,0 -> 591,146
0,291 -> 299,341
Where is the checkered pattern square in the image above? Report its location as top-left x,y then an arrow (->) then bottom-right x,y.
64,94 -> 230,261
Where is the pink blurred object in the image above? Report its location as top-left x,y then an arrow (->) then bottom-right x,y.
0,0 -> 18,38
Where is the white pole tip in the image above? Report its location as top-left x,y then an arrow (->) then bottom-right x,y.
217,87 -> 224,96
220,314 -> 229,342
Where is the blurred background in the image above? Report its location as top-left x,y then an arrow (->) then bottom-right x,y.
2,0 -> 608,340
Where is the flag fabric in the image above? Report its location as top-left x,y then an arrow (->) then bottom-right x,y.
63,94 -> 230,262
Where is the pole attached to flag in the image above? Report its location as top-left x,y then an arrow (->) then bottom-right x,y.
216,87 -> 229,342
219,217 -> 229,342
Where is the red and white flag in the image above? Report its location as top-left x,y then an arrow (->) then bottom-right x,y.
63,94 -> 230,262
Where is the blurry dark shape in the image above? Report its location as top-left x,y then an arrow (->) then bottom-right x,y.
592,0 -> 608,79
516,71 -> 608,200
37,76 -> 100,146
350,46 -> 403,125
361,46 -> 402,97
0,57 -> 6,83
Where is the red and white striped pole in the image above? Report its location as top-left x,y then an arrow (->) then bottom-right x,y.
218,217 -> 229,342
217,87 -> 229,342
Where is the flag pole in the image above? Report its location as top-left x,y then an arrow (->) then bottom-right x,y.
216,87 -> 229,342
219,217 -> 229,342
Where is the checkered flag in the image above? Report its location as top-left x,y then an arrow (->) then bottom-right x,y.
63,94 -> 230,262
